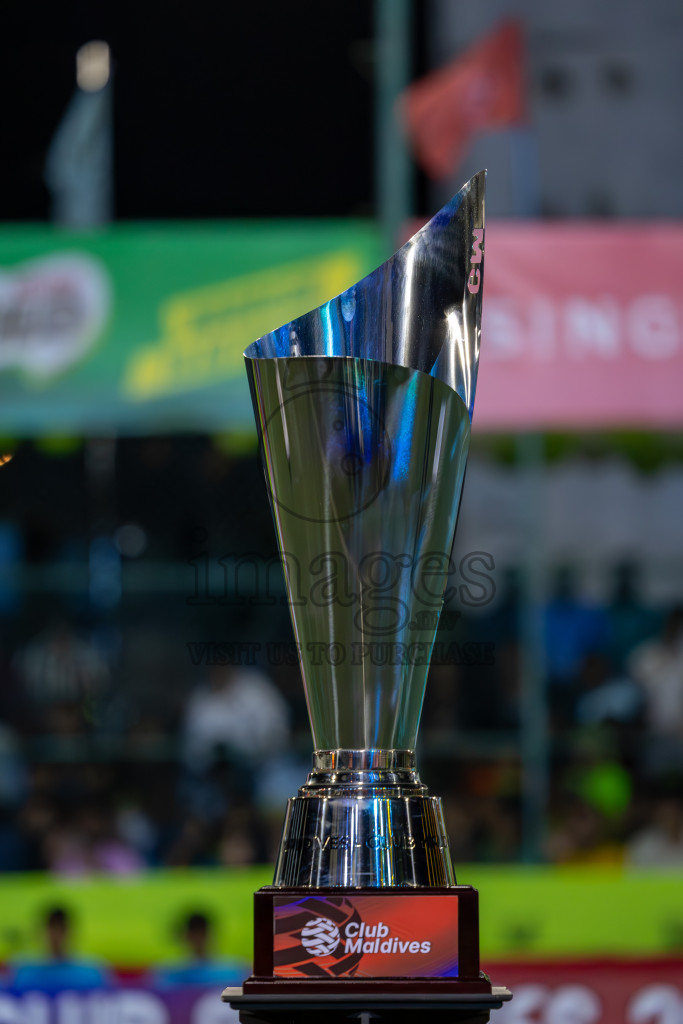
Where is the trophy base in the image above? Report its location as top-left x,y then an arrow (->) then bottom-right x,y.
274,750 -> 455,888
244,885 -> 488,995
243,758 -> 512,1012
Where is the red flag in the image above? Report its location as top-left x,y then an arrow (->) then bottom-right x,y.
399,20 -> 526,179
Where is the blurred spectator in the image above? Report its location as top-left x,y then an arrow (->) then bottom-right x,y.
626,797 -> 683,867
574,652 -> 643,728
257,753 -> 313,814
546,797 -> 623,865
608,562 -> 660,672
164,816 -> 214,868
0,723 -> 25,869
43,803 -> 144,877
12,617 -> 110,731
178,661 -> 290,836
183,665 -> 290,771
11,906 -> 109,992
544,567 -> 609,727
16,793 -> 57,871
475,797 -> 521,863
115,799 -> 158,863
0,521 -> 22,613
628,607 -> 683,739
154,911 -> 248,987
217,805 -> 269,867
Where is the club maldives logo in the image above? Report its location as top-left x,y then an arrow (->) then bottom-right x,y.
299,918 -> 341,956
299,915 -> 431,958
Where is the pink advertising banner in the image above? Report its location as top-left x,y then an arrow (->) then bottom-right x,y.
458,222 -> 683,430
488,957 -> 683,1024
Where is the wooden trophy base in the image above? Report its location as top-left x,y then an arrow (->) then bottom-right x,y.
222,885 -> 511,1022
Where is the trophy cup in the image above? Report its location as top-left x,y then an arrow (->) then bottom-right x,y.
224,171 -> 511,1022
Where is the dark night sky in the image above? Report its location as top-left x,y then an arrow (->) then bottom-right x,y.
1,0 -> 377,220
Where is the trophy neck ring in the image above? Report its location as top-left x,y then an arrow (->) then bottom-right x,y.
303,748 -> 424,794
313,749 -> 416,772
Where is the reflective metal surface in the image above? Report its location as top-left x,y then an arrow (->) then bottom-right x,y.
244,172 -> 486,887
245,170 -> 485,419
247,357 -> 470,751
274,748 -> 455,888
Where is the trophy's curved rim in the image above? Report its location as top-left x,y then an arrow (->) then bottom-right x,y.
243,167 -> 486,362
242,170 -> 486,421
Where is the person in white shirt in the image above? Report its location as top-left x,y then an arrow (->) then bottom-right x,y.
183,665 -> 290,772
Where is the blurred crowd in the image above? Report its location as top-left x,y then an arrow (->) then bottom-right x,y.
427,564 -> 683,868
0,904 -> 247,991
0,653 -> 293,874
0,438 -> 682,875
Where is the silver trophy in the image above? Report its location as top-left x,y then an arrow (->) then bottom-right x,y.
244,171 -> 485,893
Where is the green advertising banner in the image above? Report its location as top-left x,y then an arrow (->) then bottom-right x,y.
0,222 -> 384,436
0,867 -> 681,967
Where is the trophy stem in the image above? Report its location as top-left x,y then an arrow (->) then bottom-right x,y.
273,749 -> 455,889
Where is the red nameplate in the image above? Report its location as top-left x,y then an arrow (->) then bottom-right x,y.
246,885 -> 488,994
273,893 -> 459,979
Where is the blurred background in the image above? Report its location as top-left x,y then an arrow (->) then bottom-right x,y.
1,2 -> 683,1022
